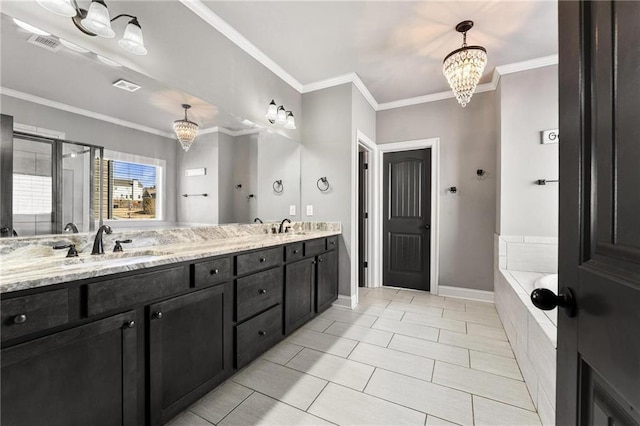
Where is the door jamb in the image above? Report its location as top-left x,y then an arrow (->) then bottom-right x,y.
377,138 -> 440,295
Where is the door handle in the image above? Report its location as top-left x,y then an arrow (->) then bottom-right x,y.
423,225 -> 430,230
531,287 -> 576,317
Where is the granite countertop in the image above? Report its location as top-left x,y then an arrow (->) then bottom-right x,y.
0,223 -> 341,294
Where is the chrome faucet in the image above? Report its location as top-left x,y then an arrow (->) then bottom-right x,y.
63,222 -> 79,233
91,225 -> 112,255
278,218 -> 291,234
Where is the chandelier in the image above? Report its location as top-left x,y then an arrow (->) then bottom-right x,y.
443,20 -> 487,107
173,104 -> 199,152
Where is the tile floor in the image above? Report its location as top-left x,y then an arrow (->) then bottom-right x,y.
169,287 -> 543,426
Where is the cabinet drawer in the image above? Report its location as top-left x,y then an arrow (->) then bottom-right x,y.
87,266 -> 187,316
236,305 -> 282,368
1,289 -> 69,341
305,238 -> 326,257
327,236 -> 338,250
236,267 -> 282,322
236,247 -> 282,276
193,257 -> 231,287
285,243 -> 304,262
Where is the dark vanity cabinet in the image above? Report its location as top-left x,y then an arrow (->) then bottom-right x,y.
148,283 -> 231,426
0,234 -> 340,426
1,311 -> 138,426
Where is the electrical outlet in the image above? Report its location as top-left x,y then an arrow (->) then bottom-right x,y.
289,205 -> 296,215
306,205 -> 313,216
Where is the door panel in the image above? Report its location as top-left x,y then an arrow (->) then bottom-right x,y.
557,1 -> 640,425
383,149 -> 431,291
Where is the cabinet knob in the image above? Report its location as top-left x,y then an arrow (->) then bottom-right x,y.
318,258 -> 324,263
259,289 -> 267,295
330,241 -> 336,245
13,314 -> 27,324
258,330 -> 267,337
293,250 -> 299,254
125,320 -> 136,329
259,257 -> 266,263
152,312 -> 163,319
210,269 -> 219,275
312,261 -> 316,265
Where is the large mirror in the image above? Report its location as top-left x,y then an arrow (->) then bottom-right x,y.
0,9 -> 301,237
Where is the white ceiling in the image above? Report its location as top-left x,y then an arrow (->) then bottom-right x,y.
205,0 -> 558,103
0,1 -> 558,135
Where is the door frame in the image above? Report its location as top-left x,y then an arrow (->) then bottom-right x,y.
377,138 -> 440,295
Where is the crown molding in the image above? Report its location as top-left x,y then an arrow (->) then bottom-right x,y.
1,87 -> 175,139
495,54 -> 558,76
302,72 -> 379,111
199,126 -> 260,137
179,0 -> 303,92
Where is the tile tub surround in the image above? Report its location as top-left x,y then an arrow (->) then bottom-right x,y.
494,234 -> 557,426
168,287 -> 543,426
0,222 -> 341,293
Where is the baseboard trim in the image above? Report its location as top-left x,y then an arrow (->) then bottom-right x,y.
334,295 -> 357,309
438,286 -> 494,303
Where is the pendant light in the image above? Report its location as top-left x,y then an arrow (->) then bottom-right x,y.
443,20 -> 487,107
173,104 -> 199,152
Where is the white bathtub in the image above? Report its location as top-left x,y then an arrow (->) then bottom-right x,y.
534,273 -> 558,294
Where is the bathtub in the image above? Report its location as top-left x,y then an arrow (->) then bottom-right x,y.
535,273 -> 558,294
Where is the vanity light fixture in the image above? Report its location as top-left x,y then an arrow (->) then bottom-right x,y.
173,104 -> 199,152
265,99 -> 296,130
443,20 -> 487,107
36,0 -> 148,55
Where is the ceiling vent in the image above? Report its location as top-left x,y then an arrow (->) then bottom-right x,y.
112,79 -> 142,92
27,34 -> 62,52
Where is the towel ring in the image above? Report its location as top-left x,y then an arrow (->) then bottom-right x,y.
273,180 -> 284,193
317,177 -> 330,192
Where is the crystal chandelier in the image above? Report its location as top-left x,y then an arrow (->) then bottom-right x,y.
173,104 -> 199,152
443,20 -> 487,107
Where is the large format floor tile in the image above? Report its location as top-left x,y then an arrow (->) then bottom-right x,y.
309,383 -> 426,425
174,286 -> 543,426
365,369 -> 473,425
432,362 -> 535,411
286,348 -> 374,391
232,359 -> 327,410
219,392 -> 332,426
348,342 -> 434,381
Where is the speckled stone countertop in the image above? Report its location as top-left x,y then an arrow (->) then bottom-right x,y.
0,222 -> 341,294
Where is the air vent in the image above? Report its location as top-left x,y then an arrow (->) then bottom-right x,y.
112,79 -> 141,92
27,34 -> 62,52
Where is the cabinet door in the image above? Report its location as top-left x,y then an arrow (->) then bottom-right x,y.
1,311 -> 138,426
148,284 -> 230,426
284,257 -> 315,334
317,249 -> 338,313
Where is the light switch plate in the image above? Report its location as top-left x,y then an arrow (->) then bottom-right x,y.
289,205 -> 296,215
306,205 -> 313,216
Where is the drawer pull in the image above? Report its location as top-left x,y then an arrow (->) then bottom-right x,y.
293,249 -> 299,254
259,257 -> 266,263
210,269 -> 219,275
330,241 -> 336,245
152,311 -> 163,319
13,314 -> 27,324
125,320 -> 136,329
318,258 -> 324,263
259,289 -> 267,295
258,330 -> 267,336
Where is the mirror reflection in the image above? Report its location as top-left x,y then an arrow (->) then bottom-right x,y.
0,11 -> 301,237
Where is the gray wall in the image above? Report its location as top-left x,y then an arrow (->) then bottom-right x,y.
1,95 -> 178,225
377,91 -> 497,291
218,133 -> 236,224
497,66 -> 558,237
301,84 -> 353,296
177,132 -> 219,225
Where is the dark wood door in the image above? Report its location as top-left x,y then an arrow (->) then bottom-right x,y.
148,284 -> 230,426
358,151 -> 367,287
284,257 -> 315,334
555,1 -> 640,424
383,149 -> 431,290
1,311 -> 137,426
317,249 -> 339,313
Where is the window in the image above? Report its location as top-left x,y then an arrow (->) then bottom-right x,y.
97,151 -> 164,221
13,174 -> 52,214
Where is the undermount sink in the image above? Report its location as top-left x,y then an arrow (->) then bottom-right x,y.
60,250 -> 171,270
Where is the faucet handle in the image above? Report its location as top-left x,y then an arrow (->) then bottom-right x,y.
285,225 -> 291,233
113,239 -> 133,253
53,243 -> 79,258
